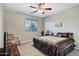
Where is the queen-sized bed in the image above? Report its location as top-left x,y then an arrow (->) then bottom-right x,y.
33,33 -> 76,56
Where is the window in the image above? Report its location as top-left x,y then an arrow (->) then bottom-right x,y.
24,18 -> 38,32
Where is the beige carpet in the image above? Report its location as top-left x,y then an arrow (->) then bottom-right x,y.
17,41 -> 79,56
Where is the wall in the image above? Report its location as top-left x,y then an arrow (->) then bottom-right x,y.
4,10 -> 44,43
0,5 -> 4,48
44,5 -> 79,44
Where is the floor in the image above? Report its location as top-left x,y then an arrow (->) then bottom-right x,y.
17,41 -> 79,56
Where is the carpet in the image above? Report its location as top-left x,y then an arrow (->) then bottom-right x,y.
18,41 -> 79,56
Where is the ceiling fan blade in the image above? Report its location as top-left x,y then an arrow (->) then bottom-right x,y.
31,10 -> 38,13
38,3 -> 41,8
29,6 -> 37,9
38,3 -> 45,8
43,8 -> 52,10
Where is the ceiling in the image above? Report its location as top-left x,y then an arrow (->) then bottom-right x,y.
2,3 -> 79,18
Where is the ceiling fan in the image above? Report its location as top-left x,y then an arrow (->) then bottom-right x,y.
29,3 -> 52,14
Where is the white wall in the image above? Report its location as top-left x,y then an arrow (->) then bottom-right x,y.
44,5 -> 79,43
0,5 -> 4,48
4,10 -> 44,43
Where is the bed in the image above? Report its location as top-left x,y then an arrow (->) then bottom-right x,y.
33,33 -> 76,56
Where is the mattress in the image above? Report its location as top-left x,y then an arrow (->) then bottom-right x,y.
34,36 -> 68,45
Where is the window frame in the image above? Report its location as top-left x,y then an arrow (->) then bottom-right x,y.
24,18 -> 38,32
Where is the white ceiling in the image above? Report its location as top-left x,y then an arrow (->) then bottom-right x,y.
2,3 -> 79,18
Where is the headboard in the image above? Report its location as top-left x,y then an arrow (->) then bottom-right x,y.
57,32 -> 73,38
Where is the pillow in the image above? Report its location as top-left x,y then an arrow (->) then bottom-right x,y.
57,34 -> 62,37
57,33 -> 73,38
57,33 -> 68,38
61,33 -> 68,37
51,33 -> 54,36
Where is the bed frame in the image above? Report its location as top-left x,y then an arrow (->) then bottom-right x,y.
33,32 -> 76,56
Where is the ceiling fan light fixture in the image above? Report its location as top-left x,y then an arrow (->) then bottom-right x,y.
38,9 -> 44,13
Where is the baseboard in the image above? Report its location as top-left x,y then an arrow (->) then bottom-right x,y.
20,40 -> 32,44
75,44 -> 79,50
75,47 -> 79,50
0,48 -> 4,51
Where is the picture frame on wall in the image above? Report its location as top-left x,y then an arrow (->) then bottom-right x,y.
55,22 -> 62,27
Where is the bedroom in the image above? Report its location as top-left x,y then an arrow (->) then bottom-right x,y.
0,3 -> 79,56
